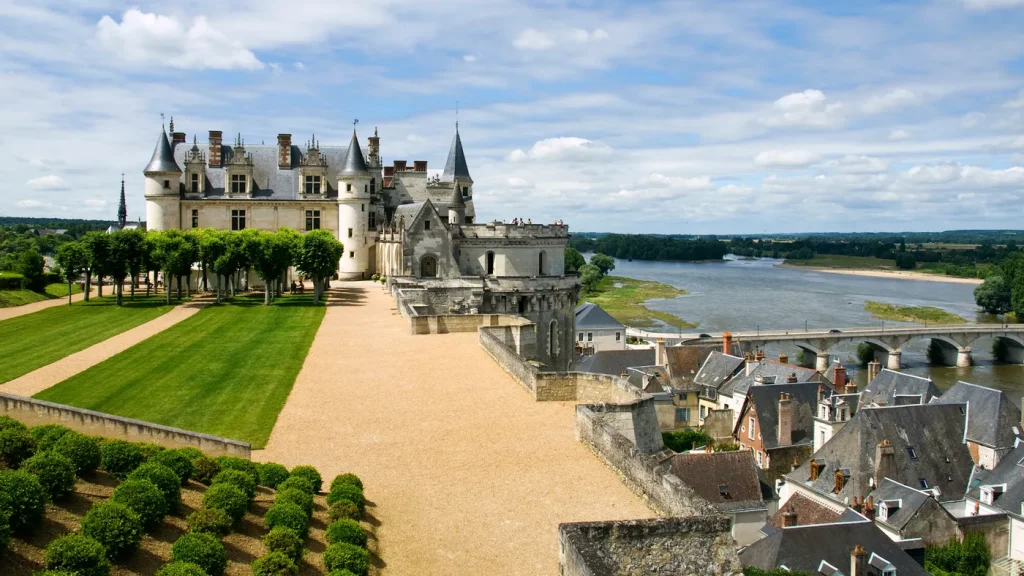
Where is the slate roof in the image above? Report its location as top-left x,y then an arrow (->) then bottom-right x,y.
669,451 -> 765,512
693,351 -> 744,389
575,349 -> 655,376
719,359 -> 821,399
867,478 -> 935,532
767,491 -> 841,529
340,130 -> 370,176
744,381 -> 823,449
860,369 -> 940,407
966,441 -> 1024,516
740,518 -> 930,576
442,128 -> 472,182
393,202 -> 427,229
785,403 -> 974,504
574,302 -> 624,330
145,128 -> 181,173
934,381 -> 1021,449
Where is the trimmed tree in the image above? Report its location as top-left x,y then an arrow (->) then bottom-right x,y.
81,232 -> 112,300
198,230 -> 227,303
296,229 -> 343,304
245,229 -> 300,306
55,241 -> 90,305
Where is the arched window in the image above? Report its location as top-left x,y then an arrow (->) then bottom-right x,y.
538,250 -> 547,276
486,251 -> 495,276
548,320 -> 559,359
420,255 -> 437,278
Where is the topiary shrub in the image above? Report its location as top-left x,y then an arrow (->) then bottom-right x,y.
156,562 -> 208,576
187,507 -> 233,537
44,533 -> 111,576
327,571 -> 359,576
128,462 -> 181,509
0,469 -> 47,535
330,473 -> 363,492
111,478 -> 168,530
276,475 -> 314,495
328,500 -> 361,522
192,456 -> 220,485
171,533 -> 227,576
263,527 -> 304,563
325,519 -> 367,548
101,440 -> 145,480
251,551 -> 298,576
211,469 -> 256,500
213,456 -> 258,482
21,451 -> 77,500
258,462 -> 290,489
53,432 -> 101,476
0,415 -> 28,433
0,428 -> 36,469
0,506 -> 11,552
323,542 -> 369,576
175,447 -> 205,462
151,449 -> 194,485
327,483 -> 365,513
30,424 -> 73,452
275,488 -> 313,517
201,483 -> 248,524
80,501 -> 143,559
288,465 -> 322,493
135,442 -> 165,461
264,502 -> 309,538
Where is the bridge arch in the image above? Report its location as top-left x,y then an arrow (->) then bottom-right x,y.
993,334 -> 1024,364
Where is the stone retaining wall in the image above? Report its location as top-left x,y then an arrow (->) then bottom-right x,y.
0,392 -> 250,457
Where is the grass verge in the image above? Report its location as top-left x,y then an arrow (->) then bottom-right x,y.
0,295 -> 175,383
0,283 -> 83,308
863,300 -> 966,324
583,275 -> 695,329
36,294 -> 326,448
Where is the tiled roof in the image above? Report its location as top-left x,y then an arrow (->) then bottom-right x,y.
575,349 -> 655,376
934,381 -> 1021,449
442,128 -> 472,182
669,451 -> 765,512
145,128 -> 181,174
966,441 -> 1024,516
719,359 -> 820,398
693,351 -> 744,389
767,492 -> 841,529
745,381 -> 824,450
867,478 -> 934,532
860,369 -> 940,407
574,302 -> 624,330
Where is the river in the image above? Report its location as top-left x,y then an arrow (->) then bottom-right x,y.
606,256 -> 1024,400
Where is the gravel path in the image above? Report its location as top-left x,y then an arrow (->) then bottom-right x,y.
256,281 -> 652,575
1,300 -> 209,397
0,287 -> 96,322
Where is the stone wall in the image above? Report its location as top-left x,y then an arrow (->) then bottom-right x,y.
558,517 -> 742,576
957,514 -> 1009,559
764,444 -> 813,485
0,393 -> 250,457
703,409 -> 736,444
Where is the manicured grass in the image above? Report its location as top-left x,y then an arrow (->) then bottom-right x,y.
44,282 -> 82,298
36,294 -> 327,447
784,254 -> 896,269
583,275 -> 695,329
864,300 -> 966,325
0,283 -> 82,308
0,295 -> 175,383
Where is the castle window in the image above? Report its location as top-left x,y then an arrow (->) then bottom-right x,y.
368,211 -> 376,229
424,220 -> 431,231
305,210 -> 321,231
370,178 -> 375,193
231,174 -> 246,194
365,185 -> 368,194
548,320 -> 559,359
231,209 -> 246,231
462,186 -> 469,198
748,417 -> 755,440
538,250 -> 547,276
191,174 -> 200,193
350,251 -> 355,259
348,228 -> 353,238
304,175 -> 322,194
486,251 -> 495,275
676,408 -> 690,424
361,204 -> 365,212
191,210 -> 199,229
346,183 -> 352,192
163,179 -> 170,189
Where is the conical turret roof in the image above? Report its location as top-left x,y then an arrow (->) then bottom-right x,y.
449,185 -> 465,208
144,126 -> 181,174
442,127 -> 471,183
340,130 -> 370,176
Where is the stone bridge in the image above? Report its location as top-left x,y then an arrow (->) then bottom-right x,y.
626,325 -> 1024,371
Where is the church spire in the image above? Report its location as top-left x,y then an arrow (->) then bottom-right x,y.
117,174 -> 127,229
442,124 -> 471,183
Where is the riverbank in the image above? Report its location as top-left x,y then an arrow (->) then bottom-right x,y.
864,301 -> 967,324
793,266 -> 983,285
582,275 -> 696,330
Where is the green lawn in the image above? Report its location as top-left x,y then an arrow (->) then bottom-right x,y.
0,282 -> 83,308
583,275 -> 695,329
0,296 -> 175,383
35,294 -> 327,448
864,301 -> 967,325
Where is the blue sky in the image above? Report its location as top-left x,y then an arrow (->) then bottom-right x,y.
1,0 -> 1023,234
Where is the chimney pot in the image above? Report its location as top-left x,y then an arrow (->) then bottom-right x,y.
851,544 -> 868,576
787,372 -> 798,383
778,392 -> 793,447
414,160 -> 427,172
778,352 -> 789,364
755,349 -> 765,361
834,363 -> 847,390
867,359 -> 881,382
723,332 -> 733,355
656,338 -> 667,367
172,132 -> 186,144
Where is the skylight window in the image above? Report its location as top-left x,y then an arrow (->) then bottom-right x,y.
907,447 -> 918,459
919,477 -> 929,489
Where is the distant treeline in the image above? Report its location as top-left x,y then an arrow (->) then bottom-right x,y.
569,234 -> 728,262
575,229 -> 1023,245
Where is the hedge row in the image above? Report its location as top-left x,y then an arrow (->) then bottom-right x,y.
322,474 -> 369,576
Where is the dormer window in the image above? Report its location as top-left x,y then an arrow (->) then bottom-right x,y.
163,179 -> 170,189
191,174 -> 200,193
424,220 -> 431,231
879,499 -> 901,521
231,174 -> 247,194
981,484 -> 1006,505
907,447 -> 918,459
305,175 -> 322,194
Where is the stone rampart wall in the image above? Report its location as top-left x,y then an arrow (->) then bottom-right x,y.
957,513 -> 1009,559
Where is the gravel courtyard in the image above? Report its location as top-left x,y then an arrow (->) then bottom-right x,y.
256,281 -> 652,575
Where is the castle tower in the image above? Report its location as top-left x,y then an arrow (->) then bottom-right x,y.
442,124 -> 474,223
448,186 -> 464,226
337,128 -> 373,280
143,125 -> 182,231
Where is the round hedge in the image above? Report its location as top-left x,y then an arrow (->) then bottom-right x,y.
325,519 -> 367,548
327,571 -> 359,576
171,533 -> 227,576
0,506 -> 11,552
0,469 -> 48,535
330,473 -> 363,493
156,562 -> 209,576
0,415 -> 28,433
111,478 -> 168,530
211,469 -> 256,500
187,507 -> 233,537
323,542 -> 369,576
287,466 -> 322,493
213,456 -> 258,482
30,424 -> 73,452
251,551 -> 298,576
80,501 -> 143,559
192,457 -> 221,486
101,440 -> 145,480
136,442 -> 165,461
201,483 -> 248,523
276,476 -> 314,495
0,428 -> 36,469
53,432 -> 101,476
327,500 -> 361,523
327,483 -> 364,512
44,533 -> 111,576
176,447 -> 205,462
128,463 -> 181,508
34,571 -> 79,576
22,450 -> 77,500
275,488 -> 313,517
151,450 -> 194,485
257,463 -> 290,489
263,527 -> 304,563
264,502 -> 309,538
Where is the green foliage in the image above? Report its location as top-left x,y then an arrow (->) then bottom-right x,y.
264,502 -> 309,538
100,440 -> 145,480
251,551 -> 299,576
151,449 -> 194,485
30,424 -> 73,452
0,469 -> 48,535
80,501 -> 144,559
296,229 -> 344,303
213,456 -> 259,482
171,533 -> 228,576
895,252 -> 917,270
579,263 -> 602,293
0,428 -> 36,468
111,478 -> 168,530
202,483 -> 249,524
571,234 -> 728,263
156,562 -> 209,576
0,506 -> 10,552
564,247 -> 586,273
925,533 -> 990,576
322,542 -> 370,576
325,519 -> 367,548
186,507 -> 233,537
974,276 -> 1012,315
742,568 -> 815,576
263,527 -> 304,563
0,415 -> 28,433
328,500 -> 361,523
661,429 -> 713,453
856,343 -> 876,366
175,447 -> 205,462
589,253 -> 615,275
716,442 -> 740,451
21,451 -> 77,500
211,468 -> 256,500
327,483 -> 365,512
17,249 -> 46,291
288,465 -> 322,493
44,534 -> 111,576
1013,269 -> 1024,320
135,442 -> 166,462
787,247 -> 815,260
327,571 -> 359,576
330,473 -> 363,493
257,462 -> 290,489
53,432 -> 101,476
192,457 -> 221,485
276,475 -> 314,495
276,488 -> 313,517
128,463 -> 182,508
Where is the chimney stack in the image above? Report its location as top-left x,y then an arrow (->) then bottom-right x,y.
778,353 -> 789,364
723,332 -> 733,355
851,545 -> 868,576
655,338 -> 667,367
778,392 -> 793,447
852,496 -> 862,513
787,372 -> 798,384
278,134 -> 292,169
834,363 -> 847,391
745,352 -> 756,376
755,349 -> 765,361
867,359 -> 881,382
367,129 -> 381,168
782,511 -> 798,527
172,132 -> 186,145
863,496 -> 876,521
874,439 -> 895,487
414,160 -> 428,172
818,384 -> 826,404
208,130 -> 223,167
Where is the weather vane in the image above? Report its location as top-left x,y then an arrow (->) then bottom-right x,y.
353,118 -> 359,129
456,101 -> 459,129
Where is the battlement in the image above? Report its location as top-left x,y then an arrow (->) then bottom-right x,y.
462,222 -> 569,239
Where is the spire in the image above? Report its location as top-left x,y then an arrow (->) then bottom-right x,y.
340,128 -> 370,176
143,124 -> 181,174
442,125 -> 471,183
117,174 -> 127,229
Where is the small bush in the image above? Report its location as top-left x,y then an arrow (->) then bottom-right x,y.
21,451 -> 77,500
251,551 -> 298,576
328,500 -> 361,522
330,473 -> 363,492
187,507 -> 233,537
202,483 -> 248,523
276,488 -> 313,517
151,449 -> 194,485
288,465 -> 322,493
53,432 -> 101,475
327,483 -> 365,512
325,519 -> 367,548
0,469 -> 47,535
112,478 -> 168,530
276,475 -> 314,495
323,542 -> 369,576
212,469 -> 256,500
213,456 -> 258,481
136,442 -> 165,461
156,562 -> 209,576
0,506 -> 11,551
0,428 -> 36,468
33,572 -> 78,576
263,527 -> 304,563
0,415 -> 28,433
80,501 -> 143,559
44,534 -> 111,576
30,424 -> 73,452
128,463 -> 182,508
327,572 -> 358,576
175,447 -> 205,462
264,502 -> 309,538
192,456 -> 221,485
171,533 -> 227,576
101,440 -> 145,480
258,462 -> 290,489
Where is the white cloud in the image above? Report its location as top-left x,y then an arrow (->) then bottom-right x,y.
513,28 -> 556,50
860,89 -> 917,114
463,54 -> 477,63
16,199 -> 48,208
821,155 -> 889,174
26,175 -> 69,191
636,174 -> 712,189
570,28 -> 609,44
961,111 -> 986,128
507,137 -> 612,162
507,177 -> 530,187
84,198 -> 107,209
754,149 -> 819,168
888,129 -> 911,141
964,0 -> 1024,9
96,9 -> 263,70
761,89 -> 845,128
294,62 -> 305,70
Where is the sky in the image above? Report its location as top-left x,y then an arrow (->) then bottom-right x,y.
1,0 -> 1023,234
